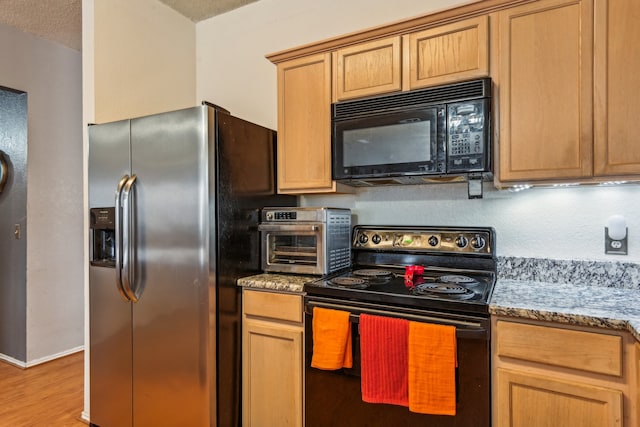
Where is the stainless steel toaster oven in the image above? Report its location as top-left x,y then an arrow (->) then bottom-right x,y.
258,207 -> 351,275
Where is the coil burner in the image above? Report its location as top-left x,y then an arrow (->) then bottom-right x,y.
353,269 -> 394,279
412,282 -> 475,300
328,277 -> 368,289
438,274 -> 480,286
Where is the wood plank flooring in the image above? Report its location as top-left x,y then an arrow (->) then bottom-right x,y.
0,351 -> 86,426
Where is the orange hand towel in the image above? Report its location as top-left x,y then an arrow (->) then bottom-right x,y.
311,307 -> 353,370
360,314 -> 409,406
408,322 -> 457,415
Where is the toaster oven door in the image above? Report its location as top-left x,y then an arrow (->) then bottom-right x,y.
259,223 -> 325,275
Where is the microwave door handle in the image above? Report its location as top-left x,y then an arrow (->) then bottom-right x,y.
121,174 -> 140,303
258,224 -> 319,232
114,175 -> 130,301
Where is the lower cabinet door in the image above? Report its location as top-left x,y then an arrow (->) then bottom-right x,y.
496,368 -> 622,427
242,317 -> 303,427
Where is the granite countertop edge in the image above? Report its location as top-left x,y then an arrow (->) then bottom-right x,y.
237,273 -> 312,293
490,279 -> 640,342
238,273 -> 640,342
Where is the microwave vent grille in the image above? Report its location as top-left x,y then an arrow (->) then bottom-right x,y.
333,78 -> 491,119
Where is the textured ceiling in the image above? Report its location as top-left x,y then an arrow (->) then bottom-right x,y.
0,0 -> 258,51
159,0 -> 258,21
0,0 -> 82,50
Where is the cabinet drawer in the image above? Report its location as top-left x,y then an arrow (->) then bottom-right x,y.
243,290 -> 302,323
496,320 -> 622,376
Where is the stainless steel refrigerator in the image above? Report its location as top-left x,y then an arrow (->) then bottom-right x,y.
88,104 -> 295,427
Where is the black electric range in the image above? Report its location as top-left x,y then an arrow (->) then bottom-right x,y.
303,225 -> 497,427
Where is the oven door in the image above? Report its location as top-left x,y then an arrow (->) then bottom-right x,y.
304,297 -> 490,427
259,223 -> 325,275
332,106 -> 446,180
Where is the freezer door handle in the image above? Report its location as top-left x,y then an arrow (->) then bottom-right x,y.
121,174 -> 140,302
114,175 -> 130,301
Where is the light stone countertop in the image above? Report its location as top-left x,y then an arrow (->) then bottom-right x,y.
493,256 -> 640,341
489,279 -> 640,342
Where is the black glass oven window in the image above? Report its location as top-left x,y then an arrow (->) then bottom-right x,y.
268,234 -> 318,265
343,120 -> 431,167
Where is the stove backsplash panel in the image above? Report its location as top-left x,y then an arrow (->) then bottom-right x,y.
498,256 -> 640,291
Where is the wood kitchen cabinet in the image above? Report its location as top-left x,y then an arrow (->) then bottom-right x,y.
405,15 -> 489,90
593,0 -> 640,176
332,15 -> 489,102
496,0 -> 640,184
242,290 -> 303,427
496,0 -> 594,182
636,342 -> 640,424
275,53 -> 337,194
333,36 -> 402,101
492,317 -> 638,427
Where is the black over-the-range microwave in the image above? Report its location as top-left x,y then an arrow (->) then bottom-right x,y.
332,78 -> 491,187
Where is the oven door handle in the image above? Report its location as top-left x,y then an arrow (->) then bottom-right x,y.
305,300 -> 487,337
258,223 -> 320,232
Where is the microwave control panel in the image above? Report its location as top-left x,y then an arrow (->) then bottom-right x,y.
446,99 -> 488,173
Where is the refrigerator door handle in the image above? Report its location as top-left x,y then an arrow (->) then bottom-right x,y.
115,175 -> 130,301
121,174 -> 140,302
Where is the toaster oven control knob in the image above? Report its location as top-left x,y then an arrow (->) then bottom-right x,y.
471,235 -> 486,250
428,236 -> 439,247
455,235 -> 468,248
372,234 -> 382,244
358,234 -> 369,245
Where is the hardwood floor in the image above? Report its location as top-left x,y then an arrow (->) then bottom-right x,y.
0,351 -> 86,426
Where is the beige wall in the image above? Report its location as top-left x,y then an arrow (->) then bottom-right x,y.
0,22 -> 84,363
91,0 -> 196,123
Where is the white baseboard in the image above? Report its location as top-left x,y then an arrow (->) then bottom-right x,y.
0,353 -> 27,368
0,345 -> 84,368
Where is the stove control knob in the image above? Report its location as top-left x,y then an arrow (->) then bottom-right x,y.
358,234 -> 369,245
471,235 -> 486,250
455,235 -> 468,248
372,234 -> 382,244
428,236 -> 439,247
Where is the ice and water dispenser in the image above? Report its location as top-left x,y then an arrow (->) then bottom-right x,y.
90,207 -> 116,267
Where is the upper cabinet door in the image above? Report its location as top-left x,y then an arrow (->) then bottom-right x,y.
333,36 -> 402,101
277,53 -> 335,193
407,16 -> 489,90
497,0 -> 593,182
593,0 -> 640,176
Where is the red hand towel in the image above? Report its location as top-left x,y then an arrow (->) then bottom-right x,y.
360,314 -> 409,406
311,307 -> 353,370
408,322 -> 457,415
